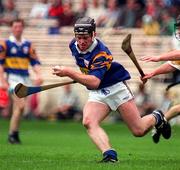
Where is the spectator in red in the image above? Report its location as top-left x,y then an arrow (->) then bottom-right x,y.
145,0 -> 156,17
48,0 -> 64,34
48,0 -> 64,19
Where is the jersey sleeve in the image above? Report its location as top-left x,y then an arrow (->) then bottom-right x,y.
89,51 -> 113,80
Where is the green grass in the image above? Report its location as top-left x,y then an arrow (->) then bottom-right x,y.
0,119 -> 179,170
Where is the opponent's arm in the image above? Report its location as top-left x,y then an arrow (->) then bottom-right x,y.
151,62 -> 176,75
141,62 -> 176,81
140,50 -> 180,62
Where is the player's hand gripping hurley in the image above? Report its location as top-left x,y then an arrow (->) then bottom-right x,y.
121,34 -> 145,77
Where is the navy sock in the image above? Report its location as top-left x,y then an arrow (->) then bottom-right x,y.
103,149 -> 117,159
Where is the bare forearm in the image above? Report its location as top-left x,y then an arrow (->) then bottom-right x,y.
66,70 -> 100,89
32,65 -> 43,85
32,65 -> 42,77
32,65 -> 43,82
158,50 -> 180,61
0,65 -> 6,82
0,65 -> 9,89
140,50 -> 180,62
141,62 -> 177,82
52,66 -> 101,89
152,63 -> 176,76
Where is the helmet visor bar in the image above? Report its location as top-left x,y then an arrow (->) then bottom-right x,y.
74,24 -> 94,35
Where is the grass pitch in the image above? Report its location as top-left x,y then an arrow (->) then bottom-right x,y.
0,119 -> 179,170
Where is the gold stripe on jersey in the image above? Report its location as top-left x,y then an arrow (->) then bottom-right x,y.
80,67 -> 89,74
4,57 -> 29,69
91,52 -> 113,70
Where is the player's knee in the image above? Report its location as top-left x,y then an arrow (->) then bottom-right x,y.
15,104 -> 25,112
14,100 -> 25,110
82,117 -> 94,129
82,118 -> 91,129
132,128 -> 145,137
19,105 -> 25,111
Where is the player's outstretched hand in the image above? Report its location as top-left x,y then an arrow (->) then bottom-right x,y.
52,65 -> 72,77
140,56 -> 160,62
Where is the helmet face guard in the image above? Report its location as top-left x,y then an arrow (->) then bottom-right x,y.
174,15 -> 180,41
74,24 -> 95,35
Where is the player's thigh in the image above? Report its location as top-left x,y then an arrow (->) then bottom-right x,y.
117,99 -> 143,130
83,101 -> 110,124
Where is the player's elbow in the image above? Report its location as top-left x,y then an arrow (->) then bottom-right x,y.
88,83 -> 99,90
87,77 -> 101,89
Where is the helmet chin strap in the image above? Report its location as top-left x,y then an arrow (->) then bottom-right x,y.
92,32 -> 96,41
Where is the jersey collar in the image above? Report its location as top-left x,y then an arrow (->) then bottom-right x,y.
75,38 -> 98,54
9,35 -> 26,45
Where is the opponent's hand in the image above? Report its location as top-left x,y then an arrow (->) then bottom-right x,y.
140,56 -> 160,62
141,72 -> 154,83
140,76 -> 147,84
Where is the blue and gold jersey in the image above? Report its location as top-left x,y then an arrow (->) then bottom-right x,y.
69,38 -> 131,89
0,36 -> 41,76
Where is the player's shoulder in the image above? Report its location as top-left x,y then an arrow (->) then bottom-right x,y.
95,38 -> 111,54
96,38 -> 108,49
0,39 -> 6,45
69,38 -> 76,48
23,38 -> 32,45
0,37 -> 7,43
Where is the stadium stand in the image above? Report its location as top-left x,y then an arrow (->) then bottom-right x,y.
0,0 -> 178,117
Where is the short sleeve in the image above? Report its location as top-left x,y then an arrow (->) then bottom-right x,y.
89,51 -> 113,79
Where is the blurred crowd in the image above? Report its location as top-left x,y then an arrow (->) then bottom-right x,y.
0,0 -> 179,35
